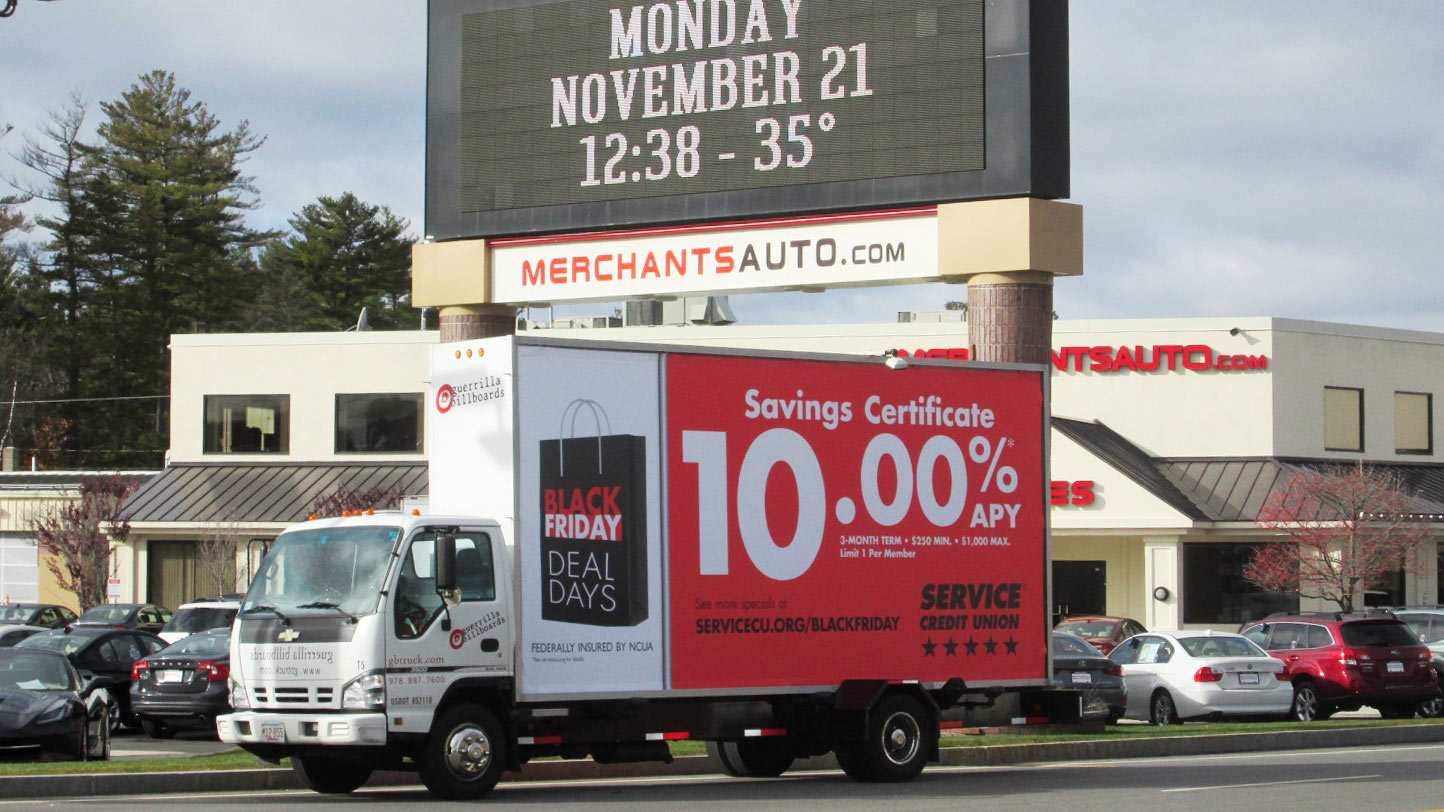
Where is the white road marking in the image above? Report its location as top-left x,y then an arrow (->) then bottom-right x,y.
1161,774 -> 1379,793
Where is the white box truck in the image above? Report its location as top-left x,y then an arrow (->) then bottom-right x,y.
218,336 -> 1051,799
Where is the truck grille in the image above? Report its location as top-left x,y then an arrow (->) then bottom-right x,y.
251,685 -> 336,708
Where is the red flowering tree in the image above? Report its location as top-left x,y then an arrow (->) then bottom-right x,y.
33,475 -> 137,610
1245,466 -> 1432,612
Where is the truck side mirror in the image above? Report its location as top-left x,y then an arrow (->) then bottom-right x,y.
435,532 -> 458,592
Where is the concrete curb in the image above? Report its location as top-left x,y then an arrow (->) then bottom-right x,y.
5,724 -> 1444,799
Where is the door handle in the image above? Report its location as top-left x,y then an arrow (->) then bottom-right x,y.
481,638 -> 500,653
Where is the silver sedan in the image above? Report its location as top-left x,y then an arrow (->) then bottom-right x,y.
1108,630 -> 1293,725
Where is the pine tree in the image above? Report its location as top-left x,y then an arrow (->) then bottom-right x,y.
255,192 -> 415,331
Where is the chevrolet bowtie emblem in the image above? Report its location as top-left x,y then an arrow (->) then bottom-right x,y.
278,628 -> 301,642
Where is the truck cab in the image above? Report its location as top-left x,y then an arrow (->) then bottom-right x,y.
218,512 -> 513,793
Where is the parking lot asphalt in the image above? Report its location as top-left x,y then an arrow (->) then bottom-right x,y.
7,716 -> 1444,800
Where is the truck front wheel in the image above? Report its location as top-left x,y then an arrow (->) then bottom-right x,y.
418,703 -> 507,800
834,693 -> 933,783
292,755 -> 373,794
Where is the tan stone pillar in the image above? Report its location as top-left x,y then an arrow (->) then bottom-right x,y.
966,271 -> 1054,365
438,304 -> 517,342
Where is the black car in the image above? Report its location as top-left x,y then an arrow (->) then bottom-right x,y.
1052,631 -> 1127,723
0,625 -> 48,647
75,603 -> 172,634
14,627 -> 167,730
0,648 -> 111,761
0,603 -> 78,629
130,630 -> 232,738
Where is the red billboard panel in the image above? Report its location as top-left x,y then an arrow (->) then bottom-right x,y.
665,354 -> 1048,690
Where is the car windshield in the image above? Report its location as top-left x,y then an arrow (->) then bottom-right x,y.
78,605 -> 135,624
162,632 -> 229,657
0,651 -> 73,691
1179,636 -> 1267,658
164,607 -> 237,633
0,605 -> 38,623
15,632 -> 90,656
1053,635 -> 1101,657
1056,620 -> 1116,637
242,525 -> 400,617
1341,621 -> 1420,647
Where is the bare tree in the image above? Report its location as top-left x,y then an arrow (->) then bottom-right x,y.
1245,466 -> 1433,612
309,483 -> 405,518
196,518 -> 242,598
33,475 -> 136,610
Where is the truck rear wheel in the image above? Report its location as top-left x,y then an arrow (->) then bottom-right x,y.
708,739 -> 795,778
292,754 -> 373,794
418,702 -> 507,800
834,693 -> 933,783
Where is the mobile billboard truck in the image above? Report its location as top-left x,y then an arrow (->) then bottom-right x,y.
218,337 -> 1051,799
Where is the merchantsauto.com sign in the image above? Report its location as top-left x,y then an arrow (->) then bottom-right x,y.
426,0 -> 1068,239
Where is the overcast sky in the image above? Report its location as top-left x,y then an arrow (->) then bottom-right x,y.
3,1 -> 1441,332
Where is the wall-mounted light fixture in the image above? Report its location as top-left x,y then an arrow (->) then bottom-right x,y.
1152,586 -> 1171,601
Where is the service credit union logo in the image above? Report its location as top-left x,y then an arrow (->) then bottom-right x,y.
436,384 -> 455,414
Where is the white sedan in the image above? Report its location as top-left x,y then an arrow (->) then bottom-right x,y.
1108,630 -> 1293,725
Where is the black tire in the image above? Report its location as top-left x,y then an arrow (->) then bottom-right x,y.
835,693 -> 933,783
1148,691 -> 1178,726
88,709 -> 110,761
1290,681 -> 1323,722
417,702 -> 508,801
106,701 -> 121,734
140,717 -> 175,740
714,739 -> 794,778
1417,679 -> 1444,719
706,740 -> 743,777
291,754 -> 374,794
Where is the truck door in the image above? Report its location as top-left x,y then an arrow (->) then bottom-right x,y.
384,528 -> 511,729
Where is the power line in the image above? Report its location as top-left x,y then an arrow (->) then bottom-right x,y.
2,395 -> 167,406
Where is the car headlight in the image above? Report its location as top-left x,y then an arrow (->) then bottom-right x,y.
341,671 -> 386,711
34,701 -> 70,725
229,679 -> 251,710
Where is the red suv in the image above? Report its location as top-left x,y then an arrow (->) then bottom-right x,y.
1240,612 -> 1440,721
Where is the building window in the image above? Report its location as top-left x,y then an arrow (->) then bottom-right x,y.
204,395 -> 289,454
1183,542 -> 1298,625
335,393 -> 424,454
1323,386 -> 1364,452
0,532 -> 40,603
1395,392 -> 1433,455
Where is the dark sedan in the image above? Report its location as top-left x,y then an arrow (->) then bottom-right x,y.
0,603 -> 78,629
14,627 -> 167,730
0,625 -> 48,647
131,629 -> 231,738
1052,631 -> 1127,723
75,603 -> 172,634
0,648 -> 111,761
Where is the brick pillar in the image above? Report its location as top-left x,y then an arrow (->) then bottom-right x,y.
438,304 -> 516,342
966,271 -> 1054,365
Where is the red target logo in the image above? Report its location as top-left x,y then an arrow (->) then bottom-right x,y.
436,384 -> 455,413
450,629 -> 466,649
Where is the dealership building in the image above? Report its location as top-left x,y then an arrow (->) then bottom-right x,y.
70,313 -> 1438,627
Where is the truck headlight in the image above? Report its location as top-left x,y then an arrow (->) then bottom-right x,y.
341,672 -> 386,711
229,679 -> 251,710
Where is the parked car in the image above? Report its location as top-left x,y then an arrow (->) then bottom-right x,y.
1054,616 -> 1147,656
74,603 -> 172,634
0,624 -> 48,647
1240,612 -> 1440,721
1052,631 -> 1126,722
159,598 -> 241,644
1395,607 -> 1444,716
13,626 -> 167,730
0,648 -> 112,761
130,629 -> 232,739
1108,630 -> 1292,725
0,603 -> 78,629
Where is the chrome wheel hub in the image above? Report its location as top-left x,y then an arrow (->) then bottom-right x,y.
443,725 -> 493,779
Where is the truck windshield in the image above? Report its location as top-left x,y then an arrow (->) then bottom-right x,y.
242,525 -> 400,618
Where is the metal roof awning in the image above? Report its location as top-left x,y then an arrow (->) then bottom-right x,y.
122,462 -> 428,525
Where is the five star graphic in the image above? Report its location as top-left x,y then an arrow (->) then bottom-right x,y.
919,634 -> 1020,657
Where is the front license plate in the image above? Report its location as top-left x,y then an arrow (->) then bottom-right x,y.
156,669 -> 184,684
1071,672 -> 1092,684
1387,661 -> 1405,674
1238,672 -> 1260,685
260,723 -> 286,743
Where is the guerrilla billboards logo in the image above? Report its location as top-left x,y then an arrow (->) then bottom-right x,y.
539,400 -> 649,627
436,375 -> 506,414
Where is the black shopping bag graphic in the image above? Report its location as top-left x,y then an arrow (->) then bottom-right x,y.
539,400 -> 648,627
